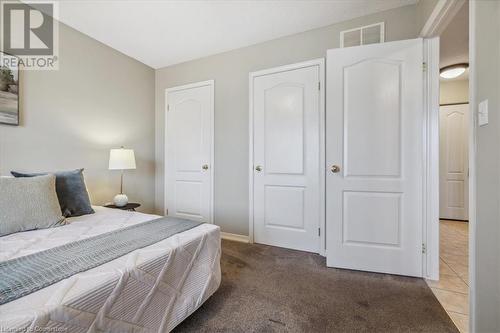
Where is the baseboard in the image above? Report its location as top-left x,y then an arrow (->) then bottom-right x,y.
221,232 -> 249,243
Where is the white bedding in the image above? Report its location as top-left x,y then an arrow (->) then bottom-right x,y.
0,207 -> 221,332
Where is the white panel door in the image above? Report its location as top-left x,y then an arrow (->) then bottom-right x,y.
165,81 -> 213,223
440,104 -> 469,221
326,39 -> 423,277
252,64 -> 322,253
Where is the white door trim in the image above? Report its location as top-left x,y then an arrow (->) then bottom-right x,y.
423,37 -> 440,281
164,80 -> 215,223
248,59 -> 326,255
421,2 -> 475,330
419,0 -> 466,37
467,1 -> 477,330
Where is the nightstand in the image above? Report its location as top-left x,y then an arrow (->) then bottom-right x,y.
104,203 -> 141,211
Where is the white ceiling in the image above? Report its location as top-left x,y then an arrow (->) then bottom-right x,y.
49,0 -> 417,69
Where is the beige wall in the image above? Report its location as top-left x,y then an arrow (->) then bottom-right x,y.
472,0 -> 500,331
155,5 -> 419,235
0,23 -> 156,213
440,79 -> 469,104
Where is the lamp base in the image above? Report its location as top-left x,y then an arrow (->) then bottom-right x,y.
113,194 -> 129,207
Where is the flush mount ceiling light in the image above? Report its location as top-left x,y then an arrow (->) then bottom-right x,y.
440,63 -> 469,79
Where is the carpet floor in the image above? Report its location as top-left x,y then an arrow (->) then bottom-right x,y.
174,240 -> 458,332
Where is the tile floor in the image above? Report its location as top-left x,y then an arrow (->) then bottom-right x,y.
426,220 -> 469,333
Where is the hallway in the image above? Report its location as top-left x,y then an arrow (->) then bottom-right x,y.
427,220 -> 469,332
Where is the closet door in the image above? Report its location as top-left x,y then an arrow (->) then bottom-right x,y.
165,81 -> 214,223
440,104 -> 469,220
251,62 -> 323,253
326,39 -> 424,277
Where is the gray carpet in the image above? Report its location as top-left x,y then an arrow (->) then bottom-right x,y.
174,240 -> 458,332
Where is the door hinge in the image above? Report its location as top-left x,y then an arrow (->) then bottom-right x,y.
166,209 -> 169,215
422,243 -> 426,254
422,62 -> 427,72
167,104 -> 170,111
318,228 -> 321,237
318,81 -> 321,90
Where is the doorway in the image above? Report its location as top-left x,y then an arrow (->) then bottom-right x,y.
423,2 -> 470,332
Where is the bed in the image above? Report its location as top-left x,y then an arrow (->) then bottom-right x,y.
0,206 -> 221,332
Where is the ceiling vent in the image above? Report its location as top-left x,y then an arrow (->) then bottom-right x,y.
340,22 -> 385,48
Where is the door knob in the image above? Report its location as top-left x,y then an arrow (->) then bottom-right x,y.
202,164 -> 209,170
331,165 -> 341,173
255,165 -> 262,172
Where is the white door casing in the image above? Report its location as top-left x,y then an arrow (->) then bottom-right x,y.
439,103 -> 469,221
250,60 -> 325,253
326,39 -> 424,277
165,80 -> 214,223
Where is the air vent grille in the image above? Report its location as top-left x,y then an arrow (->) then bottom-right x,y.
340,22 -> 385,48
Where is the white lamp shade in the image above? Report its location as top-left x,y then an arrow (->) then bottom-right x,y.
109,148 -> 136,170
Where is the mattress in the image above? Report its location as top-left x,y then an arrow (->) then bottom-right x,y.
0,207 -> 221,332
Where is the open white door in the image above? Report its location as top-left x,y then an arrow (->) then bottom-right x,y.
439,104 -> 469,221
165,81 -> 214,223
326,39 -> 424,277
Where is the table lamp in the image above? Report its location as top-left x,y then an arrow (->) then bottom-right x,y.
109,147 -> 136,207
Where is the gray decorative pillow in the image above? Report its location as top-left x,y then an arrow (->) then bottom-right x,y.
0,175 -> 66,236
11,169 -> 95,217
